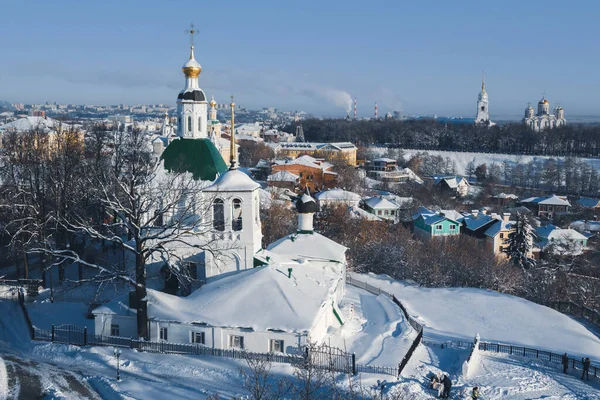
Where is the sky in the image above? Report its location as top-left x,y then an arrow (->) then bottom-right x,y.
1,0 -> 599,118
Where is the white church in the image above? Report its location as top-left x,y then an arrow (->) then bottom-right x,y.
475,75 -> 494,126
523,97 -> 566,131
92,34 -> 348,354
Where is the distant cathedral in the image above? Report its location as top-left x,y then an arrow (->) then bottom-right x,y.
475,75 -> 493,125
522,97 -> 566,131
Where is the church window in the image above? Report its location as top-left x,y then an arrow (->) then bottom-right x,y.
198,117 -> 203,133
229,335 -> 244,349
110,324 -> 120,337
213,199 -> 225,231
191,331 -> 205,345
160,327 -> 168,341
270,339 -> 284,353
187,116 -> 192,132
232,199 -> 243,231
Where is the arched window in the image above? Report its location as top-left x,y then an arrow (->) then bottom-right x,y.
187,116 -> 192,132
213,199 -> 225,231
232,199 -> 243,231
198,117 -> 202,134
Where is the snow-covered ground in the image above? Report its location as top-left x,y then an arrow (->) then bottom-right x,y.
349,273 -> 600,360
372,147 -> 600,176
328,285 -> 417,367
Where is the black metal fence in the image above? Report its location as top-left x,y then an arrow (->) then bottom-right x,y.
479,341 -> 599,380
32,324 -> 361,373
549,301 -> 600,328
346,274 -> 424,377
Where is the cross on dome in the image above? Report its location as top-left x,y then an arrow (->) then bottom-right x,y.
185,23 -> 199,46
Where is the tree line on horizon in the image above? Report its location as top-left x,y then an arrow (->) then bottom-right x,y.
283,118 -> 600,157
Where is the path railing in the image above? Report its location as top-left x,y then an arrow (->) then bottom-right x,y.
479,341 -> 599,380
548,301 -> 600,328
346,274 -> 424,377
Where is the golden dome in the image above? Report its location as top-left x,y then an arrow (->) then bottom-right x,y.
182,46 -> 202,78
539,98 -> 550,105
209,97 -> 217,108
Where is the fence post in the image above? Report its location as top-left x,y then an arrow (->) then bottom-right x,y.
352,353 -> 356,375
536,349 -> 539,358
84,327 -> 87,346
523,347 -> 526,357
510,346 -> 513,355
51,324 -> 55,342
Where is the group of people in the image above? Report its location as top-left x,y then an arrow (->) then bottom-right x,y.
562,353 -> 593,380
430,374 -> 452,398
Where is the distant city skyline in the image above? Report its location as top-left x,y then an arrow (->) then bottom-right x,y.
1,0 -> 599,118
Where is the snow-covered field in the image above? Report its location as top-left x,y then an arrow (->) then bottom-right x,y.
372,147 -> 600,176
2,274 -> 600,399
349,273 -> 600,360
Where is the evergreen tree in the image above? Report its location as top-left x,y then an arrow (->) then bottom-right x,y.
507,214 -> 536,271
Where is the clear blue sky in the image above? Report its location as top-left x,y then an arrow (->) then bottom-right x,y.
1,0 -> 598,118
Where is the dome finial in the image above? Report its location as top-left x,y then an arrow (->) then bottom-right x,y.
229,95 -> 237,170
481,71 -> 485,94
182,23 -> 202,78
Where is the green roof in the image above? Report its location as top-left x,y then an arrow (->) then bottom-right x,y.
161,138 -> 228,181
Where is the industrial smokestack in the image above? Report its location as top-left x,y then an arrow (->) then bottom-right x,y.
374,102 -> 378,119
353,97 -> 357,120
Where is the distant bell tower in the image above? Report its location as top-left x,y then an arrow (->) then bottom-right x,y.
177,24 -> 208,139
475,73 -> 490,124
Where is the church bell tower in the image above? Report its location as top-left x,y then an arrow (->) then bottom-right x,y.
475,73 -> 490,124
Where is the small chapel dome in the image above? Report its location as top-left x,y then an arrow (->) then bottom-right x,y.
209,98 -> 217,108
182,46 -> 202,78
296,192 -> 317,214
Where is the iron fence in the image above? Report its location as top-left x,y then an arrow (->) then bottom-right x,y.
549,301 -> 600,328
479,341 -> 599,380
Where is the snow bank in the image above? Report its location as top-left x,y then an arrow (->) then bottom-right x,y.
350,273 -> 600,360
0,357 -> 7,400
461,334 -> 480,378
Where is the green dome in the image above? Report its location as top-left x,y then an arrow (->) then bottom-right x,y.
161,138 -> 228,181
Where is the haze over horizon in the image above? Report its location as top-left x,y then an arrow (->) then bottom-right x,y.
1,0 -> 599,118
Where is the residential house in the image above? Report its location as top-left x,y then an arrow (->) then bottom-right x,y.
363,196 -> 401,222
275,142 -> 357,166
483,213 -> 515,257
520,195 -> 571,218
366,158 -> 409,182
267,171 -> 299,191
460,209 -> 499,239
492,193 -> 519,207
271,155 -> 337,192
535,225 -> 588,256
411,207 -> 463,239
315,188 -> 362,208
432,176 -> 470,197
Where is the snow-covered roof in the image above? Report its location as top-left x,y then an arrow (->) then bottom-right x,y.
493,193 -> 519,200
576,197 -> 600,208
267,171 -> 299,182
570,220 -> 600,233
373,157 -> 397,163
399,168 -> 424,184
315,189 -> 361,202
364,196 -> 400,210
0,116 -> 59,132
273,155 -> 332,170
204,169 -> 260,192
433,176 -> 469,188
96,262 -> 342,333
347,205 -> 382,221
484,219 -> 514,237
267,231 -> 347,265
412,207 -> 463,225
461,212 -> 498,231
412,206 -> 436,221
521,195 -> 571,206
536,225 -> 588,241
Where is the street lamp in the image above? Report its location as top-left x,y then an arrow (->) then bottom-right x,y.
113,348 -> 122,381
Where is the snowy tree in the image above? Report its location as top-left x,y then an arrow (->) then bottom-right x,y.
465,159 -> 476,178
506,214 -> 536,271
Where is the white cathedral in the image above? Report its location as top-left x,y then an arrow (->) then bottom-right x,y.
523,97 -> 566,131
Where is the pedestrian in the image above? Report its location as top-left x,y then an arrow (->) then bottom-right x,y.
442,374 -> 452,398
472,386 -> 479,399
581,357 -> 591,380
562,353 -> 569,374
